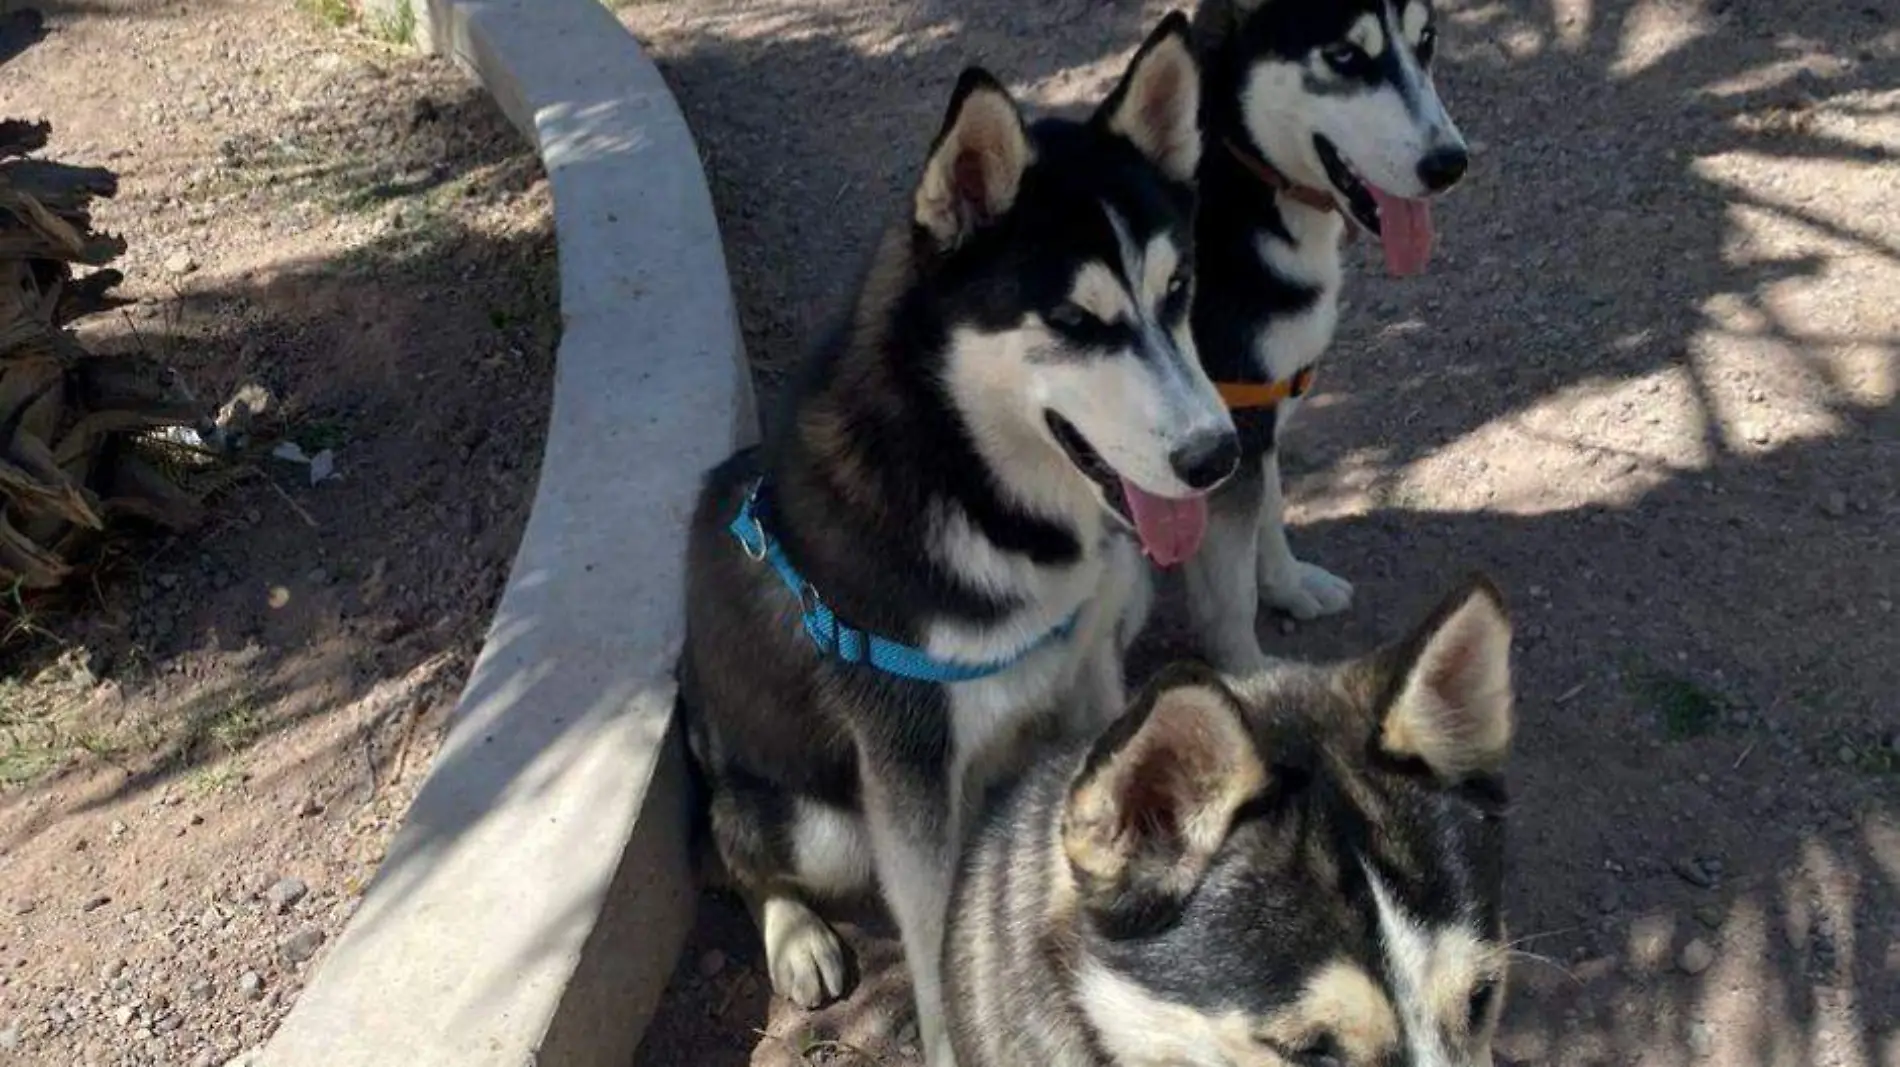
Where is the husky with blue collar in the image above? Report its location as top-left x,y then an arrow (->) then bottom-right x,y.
679,16 -> 1233,1065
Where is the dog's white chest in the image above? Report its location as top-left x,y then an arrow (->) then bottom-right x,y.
1252,214 -> 1345,387
926,532 -> 1141,776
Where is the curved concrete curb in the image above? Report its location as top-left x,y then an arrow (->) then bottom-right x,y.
260,1 -> 754,1063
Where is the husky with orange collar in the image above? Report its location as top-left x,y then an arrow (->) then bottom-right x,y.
1181,0 -> 1470,670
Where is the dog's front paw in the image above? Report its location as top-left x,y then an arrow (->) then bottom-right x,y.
763,899 -> 851,1009
1261,560 -> 1354,620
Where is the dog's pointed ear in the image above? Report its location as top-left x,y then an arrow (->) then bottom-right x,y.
1096,12 -> 1202,184
1374,575 -> 1515,782
1062,666 -> 1265,930
914,67 -> 1032,249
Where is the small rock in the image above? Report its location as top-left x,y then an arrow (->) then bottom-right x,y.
1819,491 -> 1848,518
237,971 -> 265,1001
155,1013 -> 183,1033
1673,859 -> 1716,888
1693,904 -> 1724,930
192,1053 -> 218,1067
164,252 -> 199,276
81,894 -> 111,913
1689,1021 -> 1714,1056
113,1004 -> 137,1027
110,819 -> 130,838
0,1023 -> 17,1050
697,949 -> 727,979
296,796 -> 324,818
1678,937 -> 1716,975
280,926 -> 326,964
101,959 -> 128,981
265,878 -> 308,915
190,977 -> 214,1000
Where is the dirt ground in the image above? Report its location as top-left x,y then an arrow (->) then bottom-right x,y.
619,0 -> 1900,1065
0,1 -> 554,1063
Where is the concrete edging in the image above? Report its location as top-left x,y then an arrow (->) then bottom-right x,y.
260,0 -> 753,1063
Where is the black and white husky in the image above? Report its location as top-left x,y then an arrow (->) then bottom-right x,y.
678,16 -> 1233,1064
947,576 -> 1515,1067
1182,0 -> 1470,671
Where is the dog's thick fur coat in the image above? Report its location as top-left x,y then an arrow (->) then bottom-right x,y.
946,577 -> 1516,1067
679,17 -> 1228,1065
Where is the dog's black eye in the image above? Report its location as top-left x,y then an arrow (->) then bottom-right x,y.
1321,44 -> 1363,73
1416,25 -> 1437,65
1047,302 -> 1092,330
1467,978 -> 1498,1028
1294,1034 -> 1344,1067
1165,269 -> 1189,297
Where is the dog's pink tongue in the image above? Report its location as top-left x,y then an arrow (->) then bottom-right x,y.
1120,480 -> 1208,568
1369,186 -> 1434,276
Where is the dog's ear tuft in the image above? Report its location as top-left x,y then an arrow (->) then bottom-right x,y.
1375,575 -> 1515,782
1062,666 -> 1265,929
914,68 -> 1032,249
1098,12 -> 1202,183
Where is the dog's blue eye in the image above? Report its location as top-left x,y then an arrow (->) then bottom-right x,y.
1322,44 -> 1361,71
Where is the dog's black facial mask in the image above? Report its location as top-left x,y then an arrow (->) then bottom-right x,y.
902,15 -> 1239,541
908,13 -> 1200,339
1064,578 -> 1515,1066
1202,0 -> 1467,270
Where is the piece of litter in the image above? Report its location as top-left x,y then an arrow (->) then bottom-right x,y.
309,450 -> 336,486
272,441 -> 311,464
154,425 -> 209,451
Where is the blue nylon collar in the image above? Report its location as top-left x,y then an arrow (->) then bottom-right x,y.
728,479 -> 1077,682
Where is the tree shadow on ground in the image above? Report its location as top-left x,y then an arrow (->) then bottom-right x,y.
625,0 -> 1897,1063
0,75 -> 557,847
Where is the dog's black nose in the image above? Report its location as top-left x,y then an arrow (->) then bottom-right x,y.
1170,431 -> 1240,492
1417,145 -> 1468,193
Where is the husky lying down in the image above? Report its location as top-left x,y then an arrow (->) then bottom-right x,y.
947,577 -> 1516,1067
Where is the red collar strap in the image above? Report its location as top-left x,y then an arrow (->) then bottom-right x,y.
1223,137 -> 1339,215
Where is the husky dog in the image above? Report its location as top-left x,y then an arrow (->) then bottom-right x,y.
1181,0 -> 1470,671
946,576 -> 1514,1067
679,16 -> 1233,1064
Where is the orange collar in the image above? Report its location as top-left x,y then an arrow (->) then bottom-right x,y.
1215,365 -> 1317,411
1223,138 -> 1338,215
